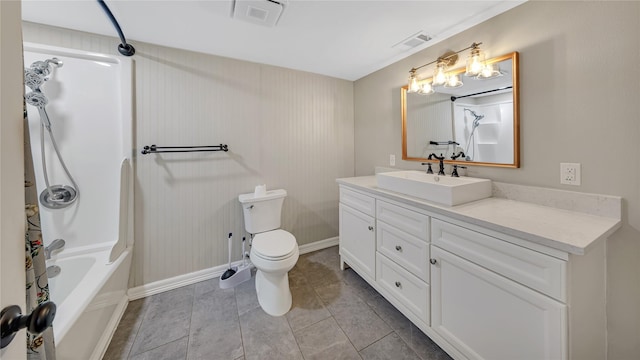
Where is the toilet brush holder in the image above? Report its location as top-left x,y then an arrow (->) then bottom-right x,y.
219,263 -> 253,289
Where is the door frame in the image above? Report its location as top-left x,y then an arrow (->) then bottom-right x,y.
0,1 -> 28,359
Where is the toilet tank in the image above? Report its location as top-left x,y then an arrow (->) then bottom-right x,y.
238,189 -> 286,234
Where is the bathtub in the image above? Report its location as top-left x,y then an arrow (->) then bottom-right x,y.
47,244 -> 132,360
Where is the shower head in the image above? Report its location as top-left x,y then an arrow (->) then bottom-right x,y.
24,69 -> 45,90
25,91 -> 48,107
29,58 -> 63,76
25,92 -> 52,129
464,108 -> 485,127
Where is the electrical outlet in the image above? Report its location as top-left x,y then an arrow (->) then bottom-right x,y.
390,154 -> 396,166
560,163 -> 581,185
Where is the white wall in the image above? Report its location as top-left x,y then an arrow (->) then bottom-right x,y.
23,23 -> 354,286
354,2 -> 640,359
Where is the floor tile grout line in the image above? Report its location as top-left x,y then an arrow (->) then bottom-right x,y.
234,284 -> 247,360
310,279 -> 364,358
126,299 -> 151,359
183,285 -> 197,360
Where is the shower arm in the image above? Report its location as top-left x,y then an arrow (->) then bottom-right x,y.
97,0 -> 135,56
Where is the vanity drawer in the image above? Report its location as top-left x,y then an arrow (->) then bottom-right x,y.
377,221 -> 429,282
340,187 -> 376,217
377,254 -> 430,324
432,219 -> 566,301
376,200 -> 429,240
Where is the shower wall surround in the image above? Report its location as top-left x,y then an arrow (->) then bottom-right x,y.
353,2 -> 640,359
23,22 -> 354,287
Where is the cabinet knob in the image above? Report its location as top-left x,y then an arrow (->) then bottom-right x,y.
395,245 -> 402,251
368,226 -> 374,231
430,258 -> 437,265
395,281 -> 401,288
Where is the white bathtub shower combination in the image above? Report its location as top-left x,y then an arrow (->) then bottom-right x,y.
24,43 -> 133,360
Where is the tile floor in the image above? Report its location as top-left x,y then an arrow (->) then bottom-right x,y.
104,246 -> 452,360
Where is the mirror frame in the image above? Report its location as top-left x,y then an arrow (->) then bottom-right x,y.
401,51 -> 520,168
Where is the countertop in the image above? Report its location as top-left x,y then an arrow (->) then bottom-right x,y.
337,176 -> 622,256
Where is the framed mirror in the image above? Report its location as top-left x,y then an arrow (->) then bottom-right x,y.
401,52 -> 519,167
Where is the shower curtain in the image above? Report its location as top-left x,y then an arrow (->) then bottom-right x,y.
24,103 -> 56,360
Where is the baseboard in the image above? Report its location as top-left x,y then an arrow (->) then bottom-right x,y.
90,294 -> 129,360
298,236 -> 338,255
127,262 -> 236,300
127,236 -> 338,300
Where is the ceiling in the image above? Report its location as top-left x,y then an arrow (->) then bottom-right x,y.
21,0 -> 526,81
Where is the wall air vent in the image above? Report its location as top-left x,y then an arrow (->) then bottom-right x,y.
393,31 -> 433,51
232,0 -> 286,27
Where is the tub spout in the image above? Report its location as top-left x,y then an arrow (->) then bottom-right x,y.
45,239 -> 66,260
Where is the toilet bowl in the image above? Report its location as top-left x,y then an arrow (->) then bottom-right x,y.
239,189 -> 299,316
250,229 -> 299,316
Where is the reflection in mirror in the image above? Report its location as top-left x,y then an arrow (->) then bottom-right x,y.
402,52 -> 519,168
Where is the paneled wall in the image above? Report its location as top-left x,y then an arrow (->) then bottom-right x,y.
23,22 -> 354,286
353,2 -> 640,359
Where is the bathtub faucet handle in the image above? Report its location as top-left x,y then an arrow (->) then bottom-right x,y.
45,238 -> 65,260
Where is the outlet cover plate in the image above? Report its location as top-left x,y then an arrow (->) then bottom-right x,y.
560,163 -> 581,185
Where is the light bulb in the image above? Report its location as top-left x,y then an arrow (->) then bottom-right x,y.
465,48 -> 486,76
433,64 -> 447,86
408,72 -> 419,93
444,74 -> 463,88
418,82 -> 434,95
478,63 -> 501,79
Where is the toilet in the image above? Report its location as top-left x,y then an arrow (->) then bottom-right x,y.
239,189 -> 299,316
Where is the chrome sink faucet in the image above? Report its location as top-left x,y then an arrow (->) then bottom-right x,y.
428,153 -> 446,175
45,238 -> 65,260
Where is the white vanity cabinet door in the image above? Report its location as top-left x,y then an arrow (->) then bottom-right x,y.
430,246 -> 567,360
339,203 -> 376,281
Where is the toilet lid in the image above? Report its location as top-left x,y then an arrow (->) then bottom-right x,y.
252,230 -> 297,260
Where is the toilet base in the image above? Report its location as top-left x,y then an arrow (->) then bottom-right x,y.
255,269 -> 292,316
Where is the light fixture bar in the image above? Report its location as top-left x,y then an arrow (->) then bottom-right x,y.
410,42 -> 482,73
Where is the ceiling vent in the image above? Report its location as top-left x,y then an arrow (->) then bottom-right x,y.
393,31 -> 432,51
232,0 -> 286,27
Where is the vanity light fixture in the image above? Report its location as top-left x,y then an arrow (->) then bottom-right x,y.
407,42 -> 491,94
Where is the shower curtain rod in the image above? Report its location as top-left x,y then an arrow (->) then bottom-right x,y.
97,0 -> 135,56
450,86 -> 513,102
141,144 -> 229,155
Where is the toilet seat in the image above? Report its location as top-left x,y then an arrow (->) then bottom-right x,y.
252,229 -> 297,261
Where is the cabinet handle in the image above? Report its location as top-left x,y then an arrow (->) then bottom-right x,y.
395,281 -> 401,288
430,258 -> 437,265
395,245 -> 402,251
368,226 -> 374,231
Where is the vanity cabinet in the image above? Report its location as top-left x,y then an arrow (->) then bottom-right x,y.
337,180 -> 614,360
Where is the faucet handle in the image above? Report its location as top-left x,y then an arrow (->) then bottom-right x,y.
420,162 -> 434,174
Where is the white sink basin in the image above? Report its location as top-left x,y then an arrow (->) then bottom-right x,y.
376,170 -> 492,206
